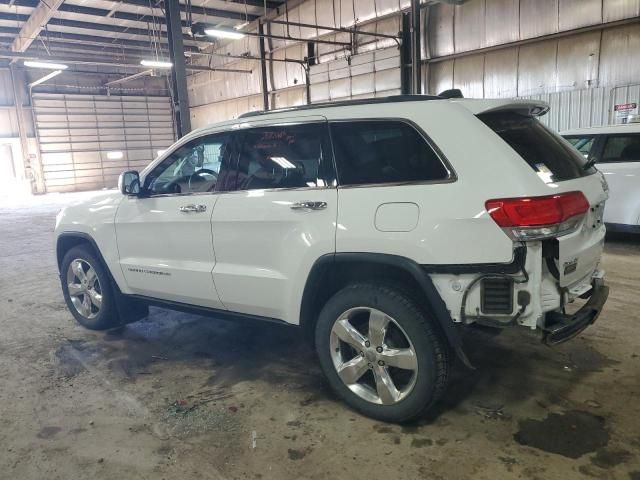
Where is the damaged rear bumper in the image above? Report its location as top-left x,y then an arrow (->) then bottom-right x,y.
542,279 -> 609,345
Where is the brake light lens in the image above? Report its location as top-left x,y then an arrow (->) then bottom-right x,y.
486,191 -> 589,240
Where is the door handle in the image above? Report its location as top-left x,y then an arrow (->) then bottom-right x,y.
179,204 -> 207,213
290,201 -> 327,211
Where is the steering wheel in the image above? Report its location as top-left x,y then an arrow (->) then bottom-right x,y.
188,169 -> 217,191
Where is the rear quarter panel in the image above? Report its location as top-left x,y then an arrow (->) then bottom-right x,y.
334,102 -> 563,264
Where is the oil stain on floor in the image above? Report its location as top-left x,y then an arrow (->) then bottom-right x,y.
514,410 -> 609,458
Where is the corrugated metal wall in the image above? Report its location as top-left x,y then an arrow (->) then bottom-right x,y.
189,0 -> 405,129
188,0 -> 640,131
32,93 -> 175,193
425,0 -> 640,129
427,23 -> 640,99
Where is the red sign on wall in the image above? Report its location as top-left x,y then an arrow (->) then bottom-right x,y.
614,102 -> 637,112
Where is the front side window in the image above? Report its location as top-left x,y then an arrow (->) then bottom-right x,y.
330,121 -> 450,186
601,134 -> 640,163
480,112 -> 595,182
564,136 -> 596,158
229,123 -> 333,191
144,133 -> 232,195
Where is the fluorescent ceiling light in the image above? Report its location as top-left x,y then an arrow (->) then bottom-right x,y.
234,22 -> 249,30
29,70 -> 63,88
107,151 -> 124,160
204,27 -> 245,39
24,60 -> 68,70
140,59 -> 173,68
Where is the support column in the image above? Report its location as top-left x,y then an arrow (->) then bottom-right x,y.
400,12 -> 411,95
165,0 -> 191,137
410,0 -> 422,94
258,21 -> 269,111
305,42 -> 315,105
10,65 -> 45,194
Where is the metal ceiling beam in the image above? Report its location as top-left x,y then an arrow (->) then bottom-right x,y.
9,0 -> 259,23
0,12 -> 196,42
220,0 -> 281,9
25,41 -> 160,60
268,19 -> 401,41
189,50 -> 306,65
58,2 -> 177,26
118,0 -> 258,22
0,26 -> 200,53
104,69 -> 154,86
0,50 -> 252,73
11,0 -> 64,52
192,23 -> 352,47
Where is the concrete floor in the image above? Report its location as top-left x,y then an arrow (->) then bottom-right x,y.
1,192 -> 639,480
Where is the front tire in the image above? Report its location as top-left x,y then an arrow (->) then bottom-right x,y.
60,245 -> 120,330
315,284 -> 449,423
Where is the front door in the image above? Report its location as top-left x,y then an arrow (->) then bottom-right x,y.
210,118 -> 338,323
115,132 -> 234,308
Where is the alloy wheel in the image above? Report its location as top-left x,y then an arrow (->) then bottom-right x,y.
329,307 -> 419,405
66,258 -> 102,319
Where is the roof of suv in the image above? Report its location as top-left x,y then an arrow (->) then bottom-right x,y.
561,122 -> 640,136
184,96 -> 550,141
238,95 -> 443,118
237,95 -> 549,119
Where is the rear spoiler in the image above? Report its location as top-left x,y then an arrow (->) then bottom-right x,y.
452,99 -> 550,117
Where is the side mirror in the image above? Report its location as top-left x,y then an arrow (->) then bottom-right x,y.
118,170 -> 141,196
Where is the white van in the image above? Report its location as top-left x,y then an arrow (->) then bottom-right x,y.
562,123 -> 640,233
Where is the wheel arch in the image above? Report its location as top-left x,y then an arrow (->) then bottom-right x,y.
300,253 -> 472,368
57,232 -> 109,275
56,231 -> 149,324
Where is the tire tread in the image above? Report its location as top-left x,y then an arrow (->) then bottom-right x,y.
316,282 -> 450,422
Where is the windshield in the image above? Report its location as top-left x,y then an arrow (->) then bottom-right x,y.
480,112 -> 596,183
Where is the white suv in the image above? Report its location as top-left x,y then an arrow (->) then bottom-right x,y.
562,122 -> 640,234
55,95 -> 609,422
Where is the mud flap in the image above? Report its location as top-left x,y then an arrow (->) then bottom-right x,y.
113,290 -> 149,326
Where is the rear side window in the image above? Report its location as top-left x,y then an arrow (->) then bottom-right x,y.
564,136 -> 596,158
230,123 -> 334,191
330,121 -> 450,186
601,134 -> 640,163
480,112 -> 595,182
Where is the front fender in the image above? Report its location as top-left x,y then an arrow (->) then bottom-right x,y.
54,191 -> 129,293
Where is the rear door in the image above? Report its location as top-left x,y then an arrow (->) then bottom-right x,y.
596,133 -> 640,226
210,117 -> 338,323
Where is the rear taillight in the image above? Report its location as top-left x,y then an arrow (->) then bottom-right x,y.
486,191 -> 589,241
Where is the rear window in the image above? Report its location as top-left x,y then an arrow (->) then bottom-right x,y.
330,121 -> 450,186
480,112 -> 595,183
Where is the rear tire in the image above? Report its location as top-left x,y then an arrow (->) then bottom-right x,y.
60,245 -> 121,330
315,283 -> 449,423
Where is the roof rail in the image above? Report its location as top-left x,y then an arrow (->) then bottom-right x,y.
238,94 -> 444,119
